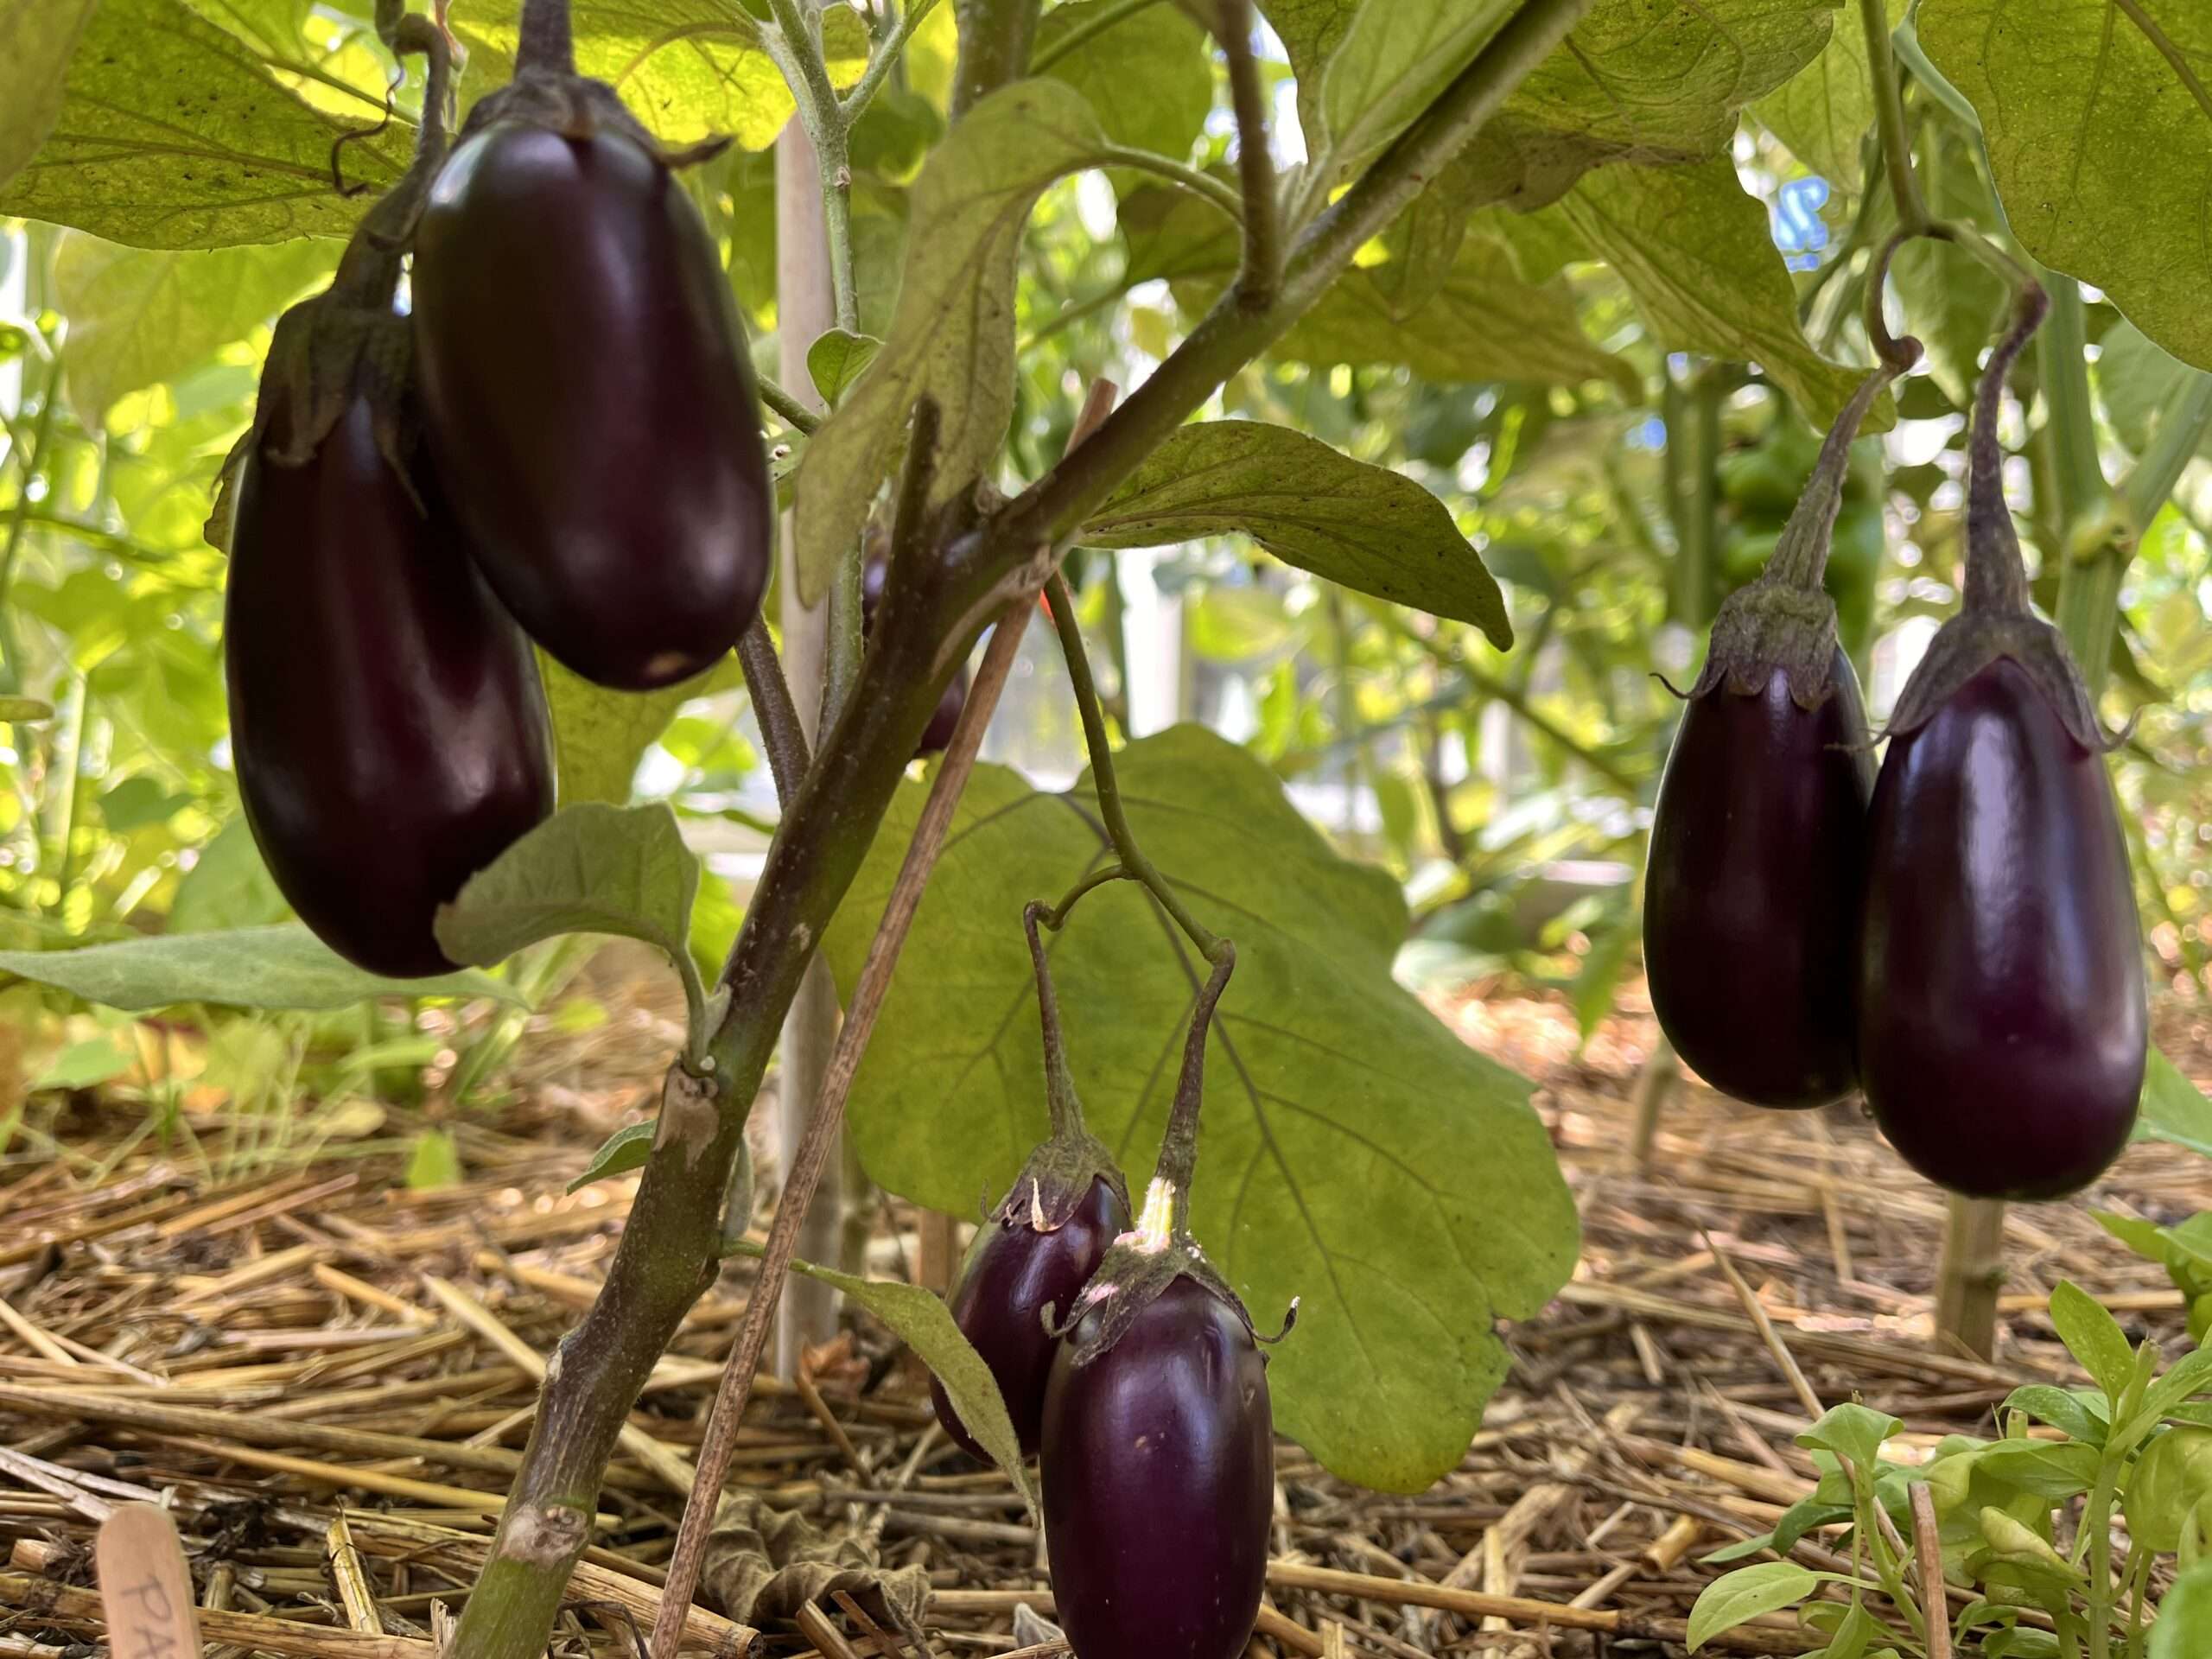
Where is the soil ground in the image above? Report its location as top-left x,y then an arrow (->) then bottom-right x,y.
2,969 -> 2207,1659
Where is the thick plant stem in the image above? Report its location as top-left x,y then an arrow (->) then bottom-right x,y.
453,9 -> 1586,1647
1144,940 -> 1236,1240
765,0 -> 861,335
1220,0 -> 1278,302
1859,0 -> 1923,233
1934,1192 -> 2005,1360
950,0 -> 1041,118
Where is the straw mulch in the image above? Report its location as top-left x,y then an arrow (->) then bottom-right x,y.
1,974 -> 2206,1659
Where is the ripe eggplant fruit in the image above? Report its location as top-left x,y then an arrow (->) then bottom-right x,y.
931,1175 -> 1126,1461
1040,1276 -> 1273,1659
1858,284 -> 2144,1199
1644,302 -> 1916,1109
861,557 -> 969,758
1039,939 -> 1287,1659
1646,646 -> 1872,1107
226,389 -> 556,978
932,904 -> 1131,1463
412,100 -> 772,691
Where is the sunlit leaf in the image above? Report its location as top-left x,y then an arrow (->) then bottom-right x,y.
1082,420 -> 1511,645
0,926 -> 518,1011
1686,1561 -> 1816,1652
0,0 -> 410,247
539,652 -> 715,810
1752,0 -> 1904,192
1035,0 -> 1212,161
0,0 -> 100,192
791,78 -> 1111,601
1920,0 -> 2212,371
825,728 -> 1579,1492
1558,156 -> 1882,429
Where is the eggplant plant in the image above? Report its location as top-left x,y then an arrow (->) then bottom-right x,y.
6,0 -> 2212,1656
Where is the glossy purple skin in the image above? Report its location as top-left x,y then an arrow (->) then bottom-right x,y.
1041,1277 -> 1273,1659
1858,658 -> 2145,1198
931,1177 -> 1126,1461
225,392 -> 555,978
411,123 -> 772,690
1644,647 -> 1874,1108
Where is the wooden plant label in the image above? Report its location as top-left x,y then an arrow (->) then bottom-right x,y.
95,1503 -> 200,1659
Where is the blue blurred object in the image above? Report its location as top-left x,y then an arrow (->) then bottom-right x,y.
1772,176 -> 1832,272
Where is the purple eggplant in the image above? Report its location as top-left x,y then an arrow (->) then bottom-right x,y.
1644,291 -> 1916,1109
1857,658 -> 2144,1197
226,387 -> 556,979
931,904 -> 1130,1464
1645,645 -> 1873,1106
1040,1276 -> 1273,1659
411,111 -> 772,691
216,23 -> 553,979
931,1174 -> 1126,1461
1856,283 -> 2145,1198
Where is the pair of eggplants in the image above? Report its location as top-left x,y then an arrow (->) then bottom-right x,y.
1644,282 -> 2145,1201
928,913 -> 1275,1659
219,18 -> 784,978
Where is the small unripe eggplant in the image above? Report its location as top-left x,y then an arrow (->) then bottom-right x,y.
931,903 -> 1130,1464
1040,1276 -> 1273,1659
930,1174 -> 1126,1461
226,388 -> 555,978
1645,645 -> 1873,1107
1857,658 -> 2144,1198
411,118 -> 772,690
1644,316 -> 1913,1109
1856,283 -> 2145,1199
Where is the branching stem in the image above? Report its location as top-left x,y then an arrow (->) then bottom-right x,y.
1220,0 -> 1278,305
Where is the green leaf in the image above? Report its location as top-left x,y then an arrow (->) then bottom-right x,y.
569,1121 -> 658,1193
823,727 -> 1580,1493
0,697 -> 54,722
2130,1344 -> 2212,1434
1571,915 -> 1635,1044
786,1255 -> 1039,1511
0,925 -> 518,1012
0,0 -> 410,248
1968,1436 -> 2101,1500
791,79 -> 1111,602
1751,0 -> 1904,192
2002,1384 -> 2106,1445
405,1127 -> 464,1191
1796,1402 -> 1904,1471
1034,0 -> 1212,161
1455,0 -> 1838,210
97,775 -> 192,832
1264,229 -> 1640,396
450,0 -> 869,152
0,0 -> 99,192
1919,0 -> 2212,372
54,232 -> 338,417
1311,0 -> 1517,188
1079,421 -> 1511,646
432,803 -> 712,1052
2135,1046 -> 2212,1159
1687,1561 -> 1816,1652
168,817 -> 289,934
1558,156 -> 1882,430
33,1033 -> 138,1091
540,652 -> 713,809
2099,322 -> 2212,458
804,328 -> 882,408
2152,1561 -> 2212,1659
2048,1280 -> 2136,1403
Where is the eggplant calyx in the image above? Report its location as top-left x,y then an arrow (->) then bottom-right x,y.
993,1127 -> 1128,1236
1689,580 -> 1842,710
463,69 -> 727,173
1881,610 -> 2111,751
1046,1179 -> 1275,1368
1688,320 -> 1918,711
